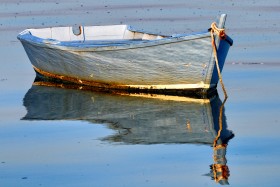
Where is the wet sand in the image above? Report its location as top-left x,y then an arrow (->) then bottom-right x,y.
1,0 -> 280,186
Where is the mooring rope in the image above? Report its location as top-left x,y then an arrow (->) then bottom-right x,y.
210,22 -> 229,158
210,22 -> 228,99
212,97 -> 227,148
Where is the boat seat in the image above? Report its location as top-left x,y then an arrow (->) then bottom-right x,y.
83,25 -> 129,40
29,27 -> 84,41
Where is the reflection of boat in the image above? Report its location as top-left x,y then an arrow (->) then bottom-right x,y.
17,14 -> 232,96
22,81 -> 234,184
22,82 -> 233,145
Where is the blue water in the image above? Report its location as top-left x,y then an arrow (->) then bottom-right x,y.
1,0 -> 280,186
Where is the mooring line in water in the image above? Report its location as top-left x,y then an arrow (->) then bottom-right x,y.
210,22 -> 228,99
212,96 -> 229,183
212,96 -> 227,148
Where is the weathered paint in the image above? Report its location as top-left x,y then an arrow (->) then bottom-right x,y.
17,14 -> 232,95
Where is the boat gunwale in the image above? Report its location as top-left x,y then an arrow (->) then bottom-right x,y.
17,28 -> 212,52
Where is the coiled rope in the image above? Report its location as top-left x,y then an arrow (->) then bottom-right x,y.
210,22 -> 228,99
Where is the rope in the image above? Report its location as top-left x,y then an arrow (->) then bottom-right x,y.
212,96 -> 227,148
210,22 -> 228,99
210,22 -> 226,40
210,23 -> 229,183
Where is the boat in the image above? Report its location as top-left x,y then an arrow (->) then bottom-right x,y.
17,14 -> 233,97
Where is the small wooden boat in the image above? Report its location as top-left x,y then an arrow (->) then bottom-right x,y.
17,14 -> 233,96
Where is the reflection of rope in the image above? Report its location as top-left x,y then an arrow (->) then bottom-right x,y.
213,96 -> 227,147
212,86 -> 229,182
210,22 -> 228,99
212,95 -> 229,183
212,164 -> 229,182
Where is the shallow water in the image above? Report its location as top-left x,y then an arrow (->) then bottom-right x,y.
1,0 -> 280,186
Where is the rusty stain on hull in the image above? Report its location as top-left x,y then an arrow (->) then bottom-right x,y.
33,66 -> 126,89
33,66 -> 217,98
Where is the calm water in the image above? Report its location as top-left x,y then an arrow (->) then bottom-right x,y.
1,0 -> 280,186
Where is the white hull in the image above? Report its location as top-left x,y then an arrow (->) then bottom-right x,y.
18,14 -> 232,96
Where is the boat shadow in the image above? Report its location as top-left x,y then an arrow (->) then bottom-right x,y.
22,80 -> 234,185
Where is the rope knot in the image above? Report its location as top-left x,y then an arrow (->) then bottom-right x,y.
210,22 -> 226,40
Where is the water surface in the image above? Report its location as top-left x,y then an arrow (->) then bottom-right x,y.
1,0 -> 280,186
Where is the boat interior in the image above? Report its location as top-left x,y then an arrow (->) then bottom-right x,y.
27,25 -> 168,42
